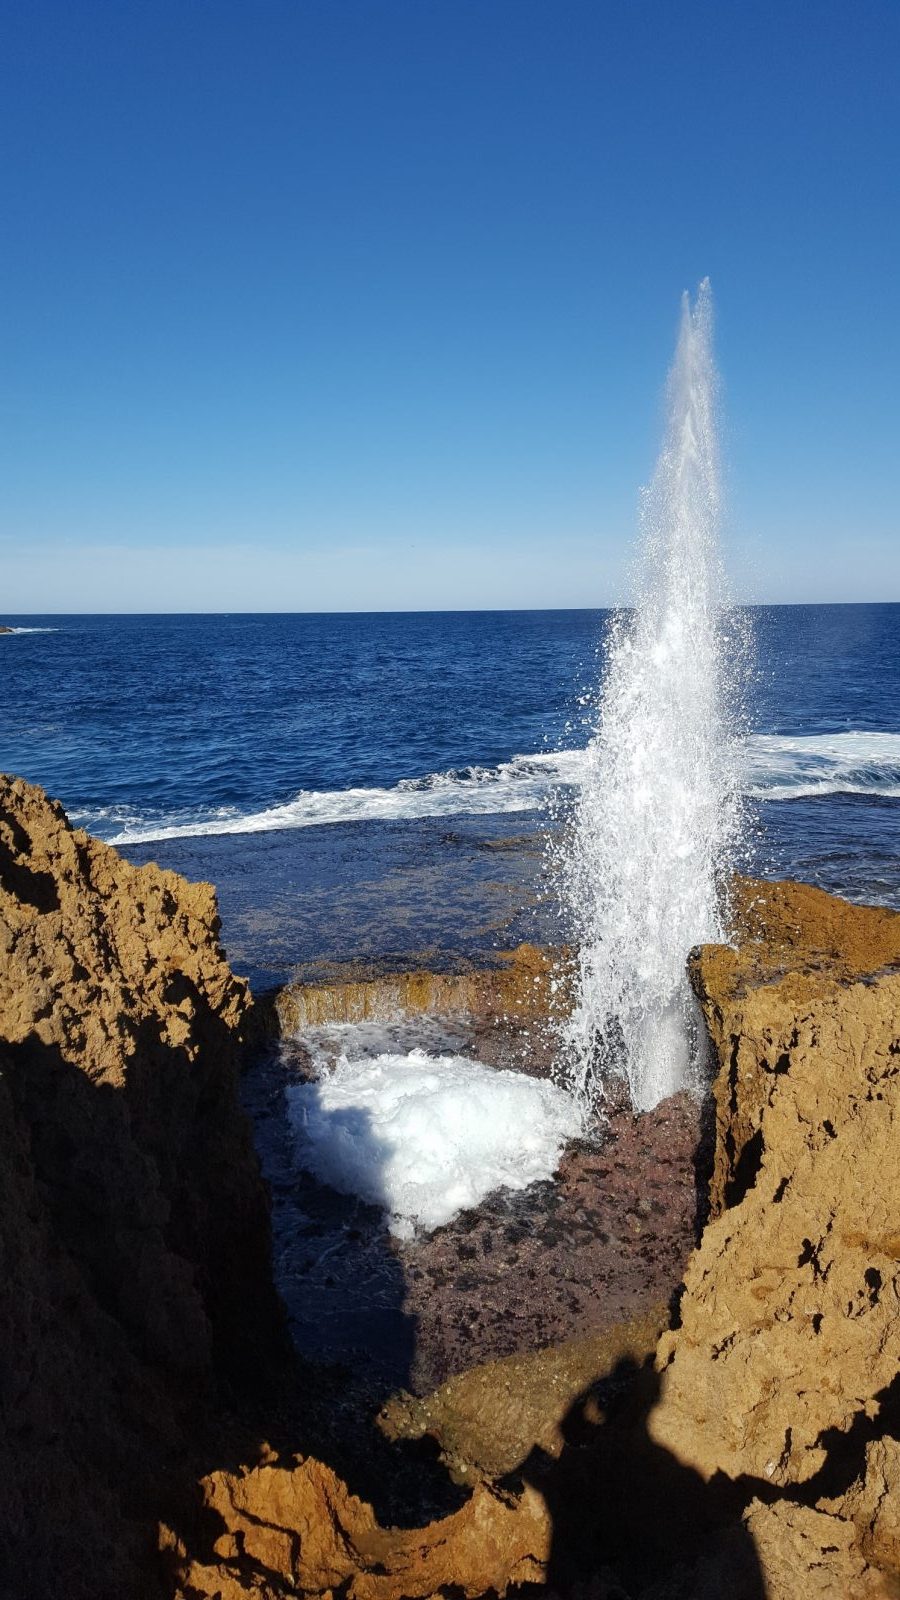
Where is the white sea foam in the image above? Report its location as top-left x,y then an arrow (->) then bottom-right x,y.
102,751 -> 584,843
91,732 -> 900,845
745,732 -> 900,800
2,626 -> 59,634
285,1049 -> 582,1239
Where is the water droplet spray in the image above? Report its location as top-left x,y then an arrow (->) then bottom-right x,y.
559,280 -> 747,1114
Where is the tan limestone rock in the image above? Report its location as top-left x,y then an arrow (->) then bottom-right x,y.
649,880 -> 900,1491
744,1499 -> 890,1600
840,1438 -> 900,1577
161,1453 -> 550,1599
379,1305 -> 667,1485
0,774 -> 284,1599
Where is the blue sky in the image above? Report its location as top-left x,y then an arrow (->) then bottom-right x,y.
1,0 -> 898,611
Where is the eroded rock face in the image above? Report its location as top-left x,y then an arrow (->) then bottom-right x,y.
5,792 -> 900,1600
743,1500 -> 887,1600
649,878 -> 900,1595
160,1453 -> 550,1599
0,775 -> 284,1598
160,877 -> 900,1600
840,1438 -> 900,1575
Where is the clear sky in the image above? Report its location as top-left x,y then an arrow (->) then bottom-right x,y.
1,0 -> 898,611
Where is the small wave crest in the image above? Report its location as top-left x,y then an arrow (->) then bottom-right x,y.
84,732 -> 900,846
745,732 -> 900,800
3,626 -> 59,634
100,751 -> 582,844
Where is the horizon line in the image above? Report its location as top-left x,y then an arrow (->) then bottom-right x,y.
3,600 -> 900,619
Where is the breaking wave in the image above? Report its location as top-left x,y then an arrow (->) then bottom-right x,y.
745,732 -> 900,800
67,731 -> 900,846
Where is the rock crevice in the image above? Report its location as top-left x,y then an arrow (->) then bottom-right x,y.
3,779 -> 899,1600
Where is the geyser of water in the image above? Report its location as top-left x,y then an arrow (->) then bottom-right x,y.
560,279 -> 745,1115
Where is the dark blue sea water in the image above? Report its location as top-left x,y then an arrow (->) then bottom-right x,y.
4,607 -> 900,986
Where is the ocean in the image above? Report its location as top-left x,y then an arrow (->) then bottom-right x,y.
3,606 -> 900,988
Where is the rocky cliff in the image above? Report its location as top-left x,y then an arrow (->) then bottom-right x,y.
3,775 -> 899,1600
166,877 -> 900,1600
646,877 -> 900,1596
0,775 -> 286,1598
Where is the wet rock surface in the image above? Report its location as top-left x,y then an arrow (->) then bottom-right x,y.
402,1102 -> 698,1396
125,815 -> 552,991
241,1005 -> 702,1399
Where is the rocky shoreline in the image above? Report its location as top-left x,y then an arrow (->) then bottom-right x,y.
246,951 -> 704,1400
1,774 -> 898,1598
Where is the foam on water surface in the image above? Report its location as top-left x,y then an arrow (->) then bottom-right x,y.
99,751 -> 582,843
86,732 -> 900,845
286,1047 -> 583,1239
746,732 -> 900,799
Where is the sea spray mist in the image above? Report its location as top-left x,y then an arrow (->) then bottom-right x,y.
559,280 -> 748,1114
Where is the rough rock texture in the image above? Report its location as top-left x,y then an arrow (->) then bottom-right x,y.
743,1500 -> 889,1600
0,775 -> 285,1598
5,794 -> 900,1600
161,877 -> 900,1599
649,877 -> 900,1595
839,1438 -> 900,1575
160,1454 -> 549,1599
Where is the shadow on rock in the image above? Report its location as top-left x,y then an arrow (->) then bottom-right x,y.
519,1357 -> 765,1599
236,1037 -> 471,1529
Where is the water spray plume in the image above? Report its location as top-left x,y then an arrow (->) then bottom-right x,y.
559,279 -> 746,1115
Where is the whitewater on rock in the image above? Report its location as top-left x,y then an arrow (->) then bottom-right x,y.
281,282 -> 746,1222
286,1044 -> 582,1238
559,280 -> 746,1114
